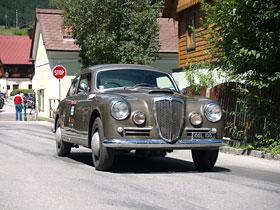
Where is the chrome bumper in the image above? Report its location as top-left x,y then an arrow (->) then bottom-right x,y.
103,139 -> 225,149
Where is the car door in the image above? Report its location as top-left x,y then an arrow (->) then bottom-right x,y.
71,72 -> 92,146
61,76 -> 80,140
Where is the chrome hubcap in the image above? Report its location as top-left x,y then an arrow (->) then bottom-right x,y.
55,127 -> 62,145
91,131 -> 100,157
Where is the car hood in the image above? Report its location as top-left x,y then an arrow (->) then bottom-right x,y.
100,87 -> 209,103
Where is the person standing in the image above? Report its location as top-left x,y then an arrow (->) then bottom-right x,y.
30,93 -> 36,115
2,86 -> 7,102
14,91 -> 23,121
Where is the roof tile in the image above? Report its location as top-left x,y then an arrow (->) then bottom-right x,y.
0,35 -> 33,65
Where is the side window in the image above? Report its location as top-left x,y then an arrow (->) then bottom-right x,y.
69,77 -> 79,96
77,73 -> 91,94
156,76 -> 175,90
186,13 -> 196,51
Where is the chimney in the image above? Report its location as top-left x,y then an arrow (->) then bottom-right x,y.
28,29 -> 33,39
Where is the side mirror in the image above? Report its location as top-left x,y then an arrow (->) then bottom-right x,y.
181,88 -> 186,95
80,83 -> 88,91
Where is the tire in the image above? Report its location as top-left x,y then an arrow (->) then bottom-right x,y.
55,120 -> 72,157
191,149 -> 219,172
91,117 -> 115,171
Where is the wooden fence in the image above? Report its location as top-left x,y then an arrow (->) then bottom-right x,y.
186,82 -> 280,141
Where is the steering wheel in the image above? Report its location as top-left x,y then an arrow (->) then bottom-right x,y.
104,81 -> 122,87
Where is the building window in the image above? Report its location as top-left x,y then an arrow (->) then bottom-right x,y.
13,84 -> 19,90
28,84 -> 32,89
186,13 -> 196,51
62,24 -> 73,39
38,89 -> 44,112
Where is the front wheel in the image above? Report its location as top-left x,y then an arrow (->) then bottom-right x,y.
55,120 -> 72,157
91,117 -> 115,171
191,149 -> 219,172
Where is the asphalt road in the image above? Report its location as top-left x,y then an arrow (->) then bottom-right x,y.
0,108 -> 280,210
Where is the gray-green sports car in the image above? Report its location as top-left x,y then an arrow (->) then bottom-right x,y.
54,64 -> 225,171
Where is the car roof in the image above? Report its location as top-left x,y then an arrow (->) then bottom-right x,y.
81,64 -> 169,75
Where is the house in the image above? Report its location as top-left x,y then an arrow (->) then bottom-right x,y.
162,0 -> 222,88
30,8 -> 178,119
0,35 -> 34,95
163,0 -> 213,67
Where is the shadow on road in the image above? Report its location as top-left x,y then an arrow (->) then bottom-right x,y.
68,152 -> 230,174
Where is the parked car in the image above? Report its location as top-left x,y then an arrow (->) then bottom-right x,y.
0,92 -> 5,109
54,64 -> 225,171
0,97 -> 4,110
24,92 -> 34,108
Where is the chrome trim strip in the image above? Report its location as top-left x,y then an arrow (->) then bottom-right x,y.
185,127 -> 212,131
124,127 -> 153,131
103,139 -> 225,149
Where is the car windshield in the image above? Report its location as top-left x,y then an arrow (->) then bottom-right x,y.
96,69 -> 178,91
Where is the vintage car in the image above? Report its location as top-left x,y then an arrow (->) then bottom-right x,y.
54,64 -> 224,171
0,92 -> 4,109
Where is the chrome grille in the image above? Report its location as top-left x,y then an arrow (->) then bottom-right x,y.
153,96 -> 184,142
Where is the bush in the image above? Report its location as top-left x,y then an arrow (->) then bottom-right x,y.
10,89 -> 34,96
226,84 -> 280,154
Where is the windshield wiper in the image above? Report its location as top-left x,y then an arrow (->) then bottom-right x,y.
133,83 -> 155,88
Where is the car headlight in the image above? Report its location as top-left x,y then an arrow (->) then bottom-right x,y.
133,112 -> 146,125
111,99 -> 130,120
204,102 -> 222,122
190,113 -> 203,126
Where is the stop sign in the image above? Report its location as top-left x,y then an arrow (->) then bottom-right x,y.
52,65 -> 66,79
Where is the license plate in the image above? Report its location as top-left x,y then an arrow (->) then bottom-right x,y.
192,132 -> 214,139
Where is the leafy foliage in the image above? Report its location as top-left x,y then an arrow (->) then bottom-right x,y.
183,62 -> 215,94
225,84 -> 280,154
10,89 -> 34,96
49,0 -> 63,9
200,0 -> 280,153
200,0 -> 280,83
61,0 -> 163,67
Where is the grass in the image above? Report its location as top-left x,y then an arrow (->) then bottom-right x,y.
0,25 -> 30,36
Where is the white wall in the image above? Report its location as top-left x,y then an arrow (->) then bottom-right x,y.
172,68 -> 231,90
33,33 -> 80,119
0,78 -> 32,96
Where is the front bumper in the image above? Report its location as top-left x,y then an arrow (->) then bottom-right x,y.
103,139 -> 225,149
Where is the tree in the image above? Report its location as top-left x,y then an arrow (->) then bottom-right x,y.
200,0 -> 280,152
201,0 -> 280,83
0,0 -> 50,27
49,0 -> 62,9
61,0 -> 163,67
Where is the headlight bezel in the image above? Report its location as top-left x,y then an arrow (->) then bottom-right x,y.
204,102 -> 222,123
189,112 -> 203,126
132,112 -> 146,125
110,99 -> 130,120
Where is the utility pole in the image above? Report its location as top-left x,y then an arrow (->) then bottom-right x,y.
16,10 -> 18,29
5,15 -> 7,28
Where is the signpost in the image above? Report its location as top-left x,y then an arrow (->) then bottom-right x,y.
52,65 -> 66,101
